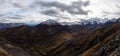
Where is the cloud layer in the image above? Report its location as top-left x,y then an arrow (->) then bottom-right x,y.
0,0 -> 119,23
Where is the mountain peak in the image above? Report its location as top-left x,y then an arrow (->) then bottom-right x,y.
40,19 -> 59,25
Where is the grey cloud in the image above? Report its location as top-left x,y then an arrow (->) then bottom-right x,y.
103,11 -> 110,14
0,19 -> 9,23
0,14 -> 5,17
114,12 -> 120,15
72,0 -> 90,6
12,3 -> 24,8
115,5 -> 120,15
103,11 -> 120,15
41,9 -> 69,19
41,9 -> 59,16
38,0 -> 90,16
6,15 -> 24,19
116,5 -> 120,8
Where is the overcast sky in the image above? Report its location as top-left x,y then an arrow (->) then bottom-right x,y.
0,0 -> 120,23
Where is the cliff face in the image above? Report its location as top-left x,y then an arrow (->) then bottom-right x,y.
0,22 -> 120,56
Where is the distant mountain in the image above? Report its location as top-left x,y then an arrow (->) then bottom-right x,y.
0,23 -> 24,29
60,18 -> 120,25
40,19 -> 60,25
0,18 -> 119,30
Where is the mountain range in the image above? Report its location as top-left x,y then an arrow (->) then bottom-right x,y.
0,18 -> 120,29
0,18 -> 120,56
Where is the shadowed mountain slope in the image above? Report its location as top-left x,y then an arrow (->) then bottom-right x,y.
0,22 -> 73,56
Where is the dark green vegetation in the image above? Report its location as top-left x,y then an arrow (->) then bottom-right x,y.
0,22 -> 120,56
